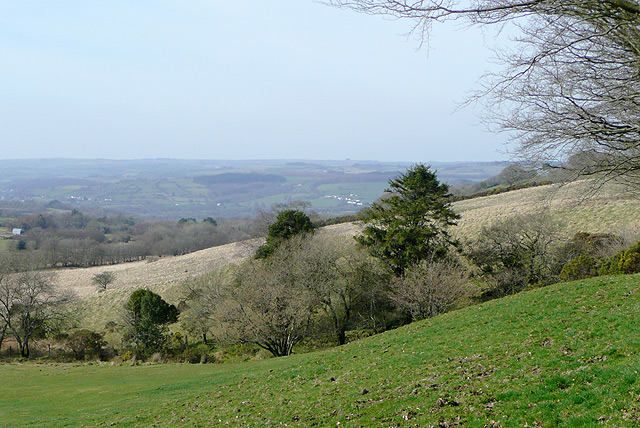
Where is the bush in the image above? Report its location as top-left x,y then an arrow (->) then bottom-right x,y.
560,254 -> 598,282
180,344 -> 212,364
255,210 -> 314,259
390,260 -> 469,321
67,329 -> 106,360
599,241 -> 640,275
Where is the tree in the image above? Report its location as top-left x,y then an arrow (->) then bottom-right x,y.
356,164 -> 459,275
391,260 -> 469,321
124,289 -> 178,354
495,163 -> 537,187
92,271 -> 116,291
180,269 -> 230,343
253,200 -> 311,237
0,271 -> 72,358
327,1 -> 640,187
216,255 -> 315,357
468,210 -> 562,298
255,209 -> 314,259
286,236 -> 390,345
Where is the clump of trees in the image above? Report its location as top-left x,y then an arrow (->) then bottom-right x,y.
4,209 -> 247,270
467,211 -> 563,298
181,235 -> 393,357
179,166 -> 471,357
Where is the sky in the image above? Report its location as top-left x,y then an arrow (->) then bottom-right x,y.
1,1 -> 509,162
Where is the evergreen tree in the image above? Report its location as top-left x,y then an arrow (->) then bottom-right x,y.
356,164 -> 459,276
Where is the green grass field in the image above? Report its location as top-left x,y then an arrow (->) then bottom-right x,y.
3,274 -> 640,427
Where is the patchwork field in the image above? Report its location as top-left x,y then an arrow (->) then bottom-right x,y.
3,273 -> 640,427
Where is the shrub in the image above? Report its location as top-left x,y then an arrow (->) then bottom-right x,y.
560,254 -> 598,282
599,241 -> 640,275
180,344 -> 212,364
390,260 -> 469,321
255,210 -> 314,259
67,330 -> 106,360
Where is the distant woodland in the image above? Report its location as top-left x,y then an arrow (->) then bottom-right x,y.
0,200 -> 255,269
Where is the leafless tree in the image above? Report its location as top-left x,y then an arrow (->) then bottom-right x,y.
468,210 -> 562,297
92,271 -> 116,291
287,236 -> 389,345
0,271 -> 73,358
391,260 -> 470,321
215,256 -> 314,357
179,268 -> 231,343
325,1 -> 640,187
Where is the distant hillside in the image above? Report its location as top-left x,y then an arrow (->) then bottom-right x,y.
0,159 -> 507,219
58,223 -> 360,330
194,173 -> 287,185
453,180 -> 640,239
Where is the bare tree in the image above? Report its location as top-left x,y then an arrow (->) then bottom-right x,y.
326,1 -> 640,187
216,256 -> 314,357
467,210 -> 562,298
92,271 -> 116,291
287,236 -> 389,345
0,271 -> 73,358
179,268 -> 231,343
391,260 -> 470,321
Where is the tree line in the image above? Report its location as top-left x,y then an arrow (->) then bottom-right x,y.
1,208 -> 257,270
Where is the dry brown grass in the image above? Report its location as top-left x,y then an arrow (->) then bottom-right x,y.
58,224 -> 362,329
453,180 -> 640,240
55,183 -> 640,330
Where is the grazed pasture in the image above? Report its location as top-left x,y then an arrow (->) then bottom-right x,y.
3,274 -> 640,427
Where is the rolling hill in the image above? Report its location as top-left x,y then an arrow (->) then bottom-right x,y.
3,272 -> 640,426
56,180 -> 640,330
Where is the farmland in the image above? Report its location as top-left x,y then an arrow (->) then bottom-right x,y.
0,159 -> 507,219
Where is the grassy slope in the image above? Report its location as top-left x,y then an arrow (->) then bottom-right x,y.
453,180 -> 640,239
54,223 -> 360,331
3,274 -> 640,427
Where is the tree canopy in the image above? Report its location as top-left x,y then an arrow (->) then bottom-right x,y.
356,164 -> 459,275
255,209 -> 314,259
125,289 -> 178,353
327,1 -> 640,187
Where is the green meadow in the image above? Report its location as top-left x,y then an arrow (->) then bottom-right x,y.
3,274 -> 640,427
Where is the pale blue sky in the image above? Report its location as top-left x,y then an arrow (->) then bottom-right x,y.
1,1 -> 507,162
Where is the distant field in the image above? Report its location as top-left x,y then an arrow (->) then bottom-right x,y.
0,240 -> 13,251
3,273 -> 640,427
0,159 -> 507,219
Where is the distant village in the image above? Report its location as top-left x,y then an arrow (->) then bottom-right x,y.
324,193 -> 365,206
